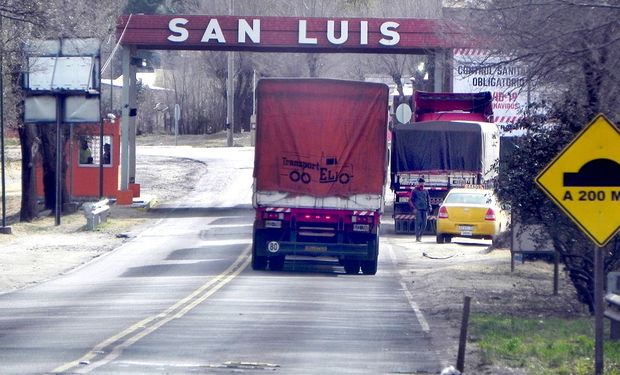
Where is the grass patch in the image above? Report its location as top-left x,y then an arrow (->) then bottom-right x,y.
471,314 -> 620,374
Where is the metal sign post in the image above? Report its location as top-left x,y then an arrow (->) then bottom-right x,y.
594,245 -> 604,374
55,95 -> 63,225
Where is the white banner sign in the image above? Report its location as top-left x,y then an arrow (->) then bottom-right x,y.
453,49 -> 530,125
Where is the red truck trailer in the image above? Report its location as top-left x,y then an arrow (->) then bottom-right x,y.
252,78 -> 389,275
390,91 -> 500,234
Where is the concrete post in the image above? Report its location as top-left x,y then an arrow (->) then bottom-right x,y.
120,46 -> 137,190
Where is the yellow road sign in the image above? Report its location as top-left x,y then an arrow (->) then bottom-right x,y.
535,114 -> 620,247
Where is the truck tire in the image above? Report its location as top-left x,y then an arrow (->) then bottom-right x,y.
361,259 -> 377,275
251,230 -> 267,270
343,259 -> 360,275
251,250 -> 267,270
361,235 -> 379,275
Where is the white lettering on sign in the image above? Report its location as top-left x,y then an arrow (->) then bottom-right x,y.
360,21 -> 368,45
298,20 -> 318,44
166,18 -> 403,47
168,18 -> 189,42
238,19 -> 260,43
201,19 -> 226,43
452,49 -> 535,125
327,20 -> 348,45
379,21 -> 400,46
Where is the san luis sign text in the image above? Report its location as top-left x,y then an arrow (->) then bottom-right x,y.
117,15 -> 473,53
168,17 -> 401,46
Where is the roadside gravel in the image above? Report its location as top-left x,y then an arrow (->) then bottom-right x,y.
0,151 -> 208,294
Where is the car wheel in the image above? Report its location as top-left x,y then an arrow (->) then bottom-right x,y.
436,234 -> 445,244
444,235 -> 452,243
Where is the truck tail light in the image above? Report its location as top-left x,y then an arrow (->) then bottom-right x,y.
303,214 -> 332,221
438,206 -> 449,219
485,208 -> 496,221
262,211 -> 286,228
352,215 -> 373,224
263,212 -> 284,220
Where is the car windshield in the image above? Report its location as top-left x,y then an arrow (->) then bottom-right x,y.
444,192 -> 490,205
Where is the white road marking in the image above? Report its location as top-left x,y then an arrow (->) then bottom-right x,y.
384,242 -> 430,333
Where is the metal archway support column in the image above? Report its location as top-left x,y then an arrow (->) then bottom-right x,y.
120,45 -> 137,191
432,48 -> 450,92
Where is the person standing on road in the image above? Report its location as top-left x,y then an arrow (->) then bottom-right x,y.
409,177 -> 432,242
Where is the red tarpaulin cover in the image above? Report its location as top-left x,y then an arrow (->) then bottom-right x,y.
254,78 -> 388,197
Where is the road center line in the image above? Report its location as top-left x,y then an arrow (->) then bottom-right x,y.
52,247 -> 251,374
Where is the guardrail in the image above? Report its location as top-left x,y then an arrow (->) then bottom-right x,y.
83,199 -> 110,230
605,293 -> 620,340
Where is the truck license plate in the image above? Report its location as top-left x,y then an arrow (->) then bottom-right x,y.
305,245 -> 327,252
353,224 -> 370,232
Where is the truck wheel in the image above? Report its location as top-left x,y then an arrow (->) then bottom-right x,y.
361,259 -> 377,275
252,251 -> 267,270
343,260 -> 360,275
251,230 -> 267,270
361,234 -> 379,275
269,256 -> 285,271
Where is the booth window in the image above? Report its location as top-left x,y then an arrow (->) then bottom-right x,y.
79,136 -> 112,166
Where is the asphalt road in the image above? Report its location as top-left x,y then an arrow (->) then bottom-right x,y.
0,147 -> 461,375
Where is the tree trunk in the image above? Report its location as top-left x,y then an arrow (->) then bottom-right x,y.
39,124 -> 71,214
39,125 -> 59,211
18,124 -> 40,221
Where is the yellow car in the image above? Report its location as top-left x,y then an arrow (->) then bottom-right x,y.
435,188 -> 508,244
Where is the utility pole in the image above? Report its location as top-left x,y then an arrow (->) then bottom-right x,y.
226,0 -> 234,147
0,15 -> 11,234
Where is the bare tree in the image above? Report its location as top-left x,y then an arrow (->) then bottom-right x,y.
464,0 -> 619,118
466,0 -> 620,311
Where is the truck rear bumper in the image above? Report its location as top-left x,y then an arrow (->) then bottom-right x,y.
257,240 -> 371,259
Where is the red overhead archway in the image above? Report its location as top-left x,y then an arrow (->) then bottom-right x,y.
114,14 -> 477,194
116,14 -> 473,53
